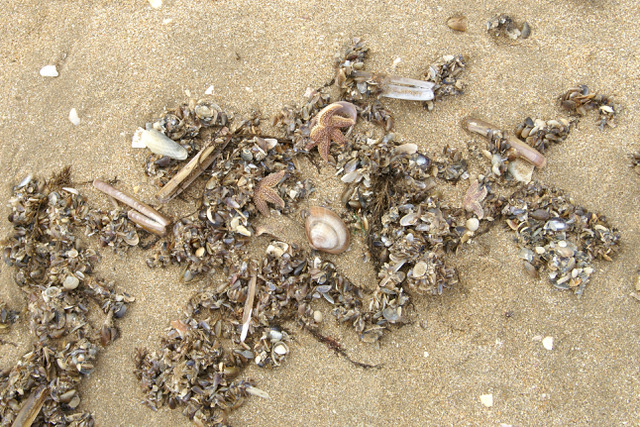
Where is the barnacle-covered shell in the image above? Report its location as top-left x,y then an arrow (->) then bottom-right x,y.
303,206 -> 350,254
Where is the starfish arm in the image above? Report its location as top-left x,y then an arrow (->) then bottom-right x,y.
260,170 -> 286,187
329,128 -> 347,146
318,139 -> 331,162
261,188 -> 285,208
315,104 -> 343,127
329,115 -> 355,128
254,196 -> 270,216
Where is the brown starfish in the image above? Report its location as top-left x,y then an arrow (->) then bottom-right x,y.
306,101 -> 357,162
463,179 -> 488,219
253,170 -> 286,216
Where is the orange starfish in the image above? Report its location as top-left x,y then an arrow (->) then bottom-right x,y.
306,101 -> 357,162
253,170 -> 286,216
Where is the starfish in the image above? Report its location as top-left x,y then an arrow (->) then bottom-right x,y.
306,101 -> 357,162
463,179 -> 488,219
253,170 -> 286,216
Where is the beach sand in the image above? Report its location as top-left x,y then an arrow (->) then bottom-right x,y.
1,1 -> 639,425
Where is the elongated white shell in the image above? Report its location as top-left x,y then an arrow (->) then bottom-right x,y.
303,206 -> 350,254
135,128 -> 188,160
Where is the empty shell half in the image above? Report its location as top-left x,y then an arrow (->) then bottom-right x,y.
133,128 -> 188,160
302,206 -> 350,254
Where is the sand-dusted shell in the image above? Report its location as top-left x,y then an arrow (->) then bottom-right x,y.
134,128 -> 188,160
302,206 -> 350,254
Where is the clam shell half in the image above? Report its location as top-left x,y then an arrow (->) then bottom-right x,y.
303,206 -> 350,254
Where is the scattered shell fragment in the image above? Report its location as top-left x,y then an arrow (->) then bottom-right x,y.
68,108 -> 80,126
480,394 -> 494,407
508,158 -> 535,183
447,15 -> 467,32
63,275 -> 80,290
466,217 -> 480,232
39,64 -> 59,77
487,14 -> 529,40
266,241 -> 289,258
542,336 -> 554,350
273,342 -> 288,356
521,21 -> 531,39
148,0 -> 162,8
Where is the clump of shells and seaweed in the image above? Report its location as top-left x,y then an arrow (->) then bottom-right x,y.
0,35 -> 622,426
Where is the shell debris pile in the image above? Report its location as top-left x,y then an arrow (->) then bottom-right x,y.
1,37 -> 624,425
1,168 -> 134,425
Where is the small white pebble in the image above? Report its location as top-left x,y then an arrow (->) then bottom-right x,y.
39,65 -> 59,77
204,85 -> 214,95
68,108 -> 80,126
148,0 -> 162,9
423,351 -> 429,358
313,310 -> 323,323
542,336 -> 554,350
480,394 -> 493,407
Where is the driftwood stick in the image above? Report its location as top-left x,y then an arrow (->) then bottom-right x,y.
155,128 -> 231,203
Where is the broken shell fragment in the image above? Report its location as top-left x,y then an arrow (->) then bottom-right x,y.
63,275 -> 80,290
134,128 -> 188,160
302,206 -> 350,254
39,65 -> 58,77
447,15 -> 467,32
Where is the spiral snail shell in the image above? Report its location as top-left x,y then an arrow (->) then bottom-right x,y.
302,206 -> 350,254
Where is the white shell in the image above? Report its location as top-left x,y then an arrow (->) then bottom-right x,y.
304,207 -> 350,254
68,108 -> 80,126
39,65 -> 59,77
136,128 -> 188,160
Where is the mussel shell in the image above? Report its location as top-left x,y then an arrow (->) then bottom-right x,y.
303,206 -> 350,254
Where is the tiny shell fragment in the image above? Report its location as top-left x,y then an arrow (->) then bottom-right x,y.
39,65 -> 59,77
542,336 -> 554,350
68,108 -> 80,125
63,275 -> 80,290
480,394 -> 494,407
466,217 -> 480,232
447,15 -> 467,32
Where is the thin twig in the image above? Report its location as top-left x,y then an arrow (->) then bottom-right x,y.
155,129 -> 231,203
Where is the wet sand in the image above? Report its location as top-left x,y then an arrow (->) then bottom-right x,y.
1,1 -> 640,425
